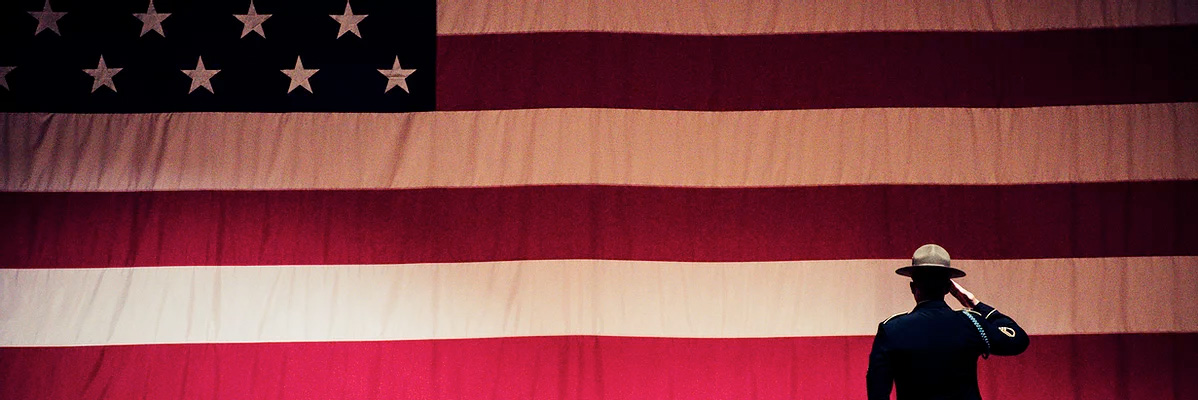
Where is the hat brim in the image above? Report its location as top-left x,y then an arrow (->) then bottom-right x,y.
896,265 -> 966,278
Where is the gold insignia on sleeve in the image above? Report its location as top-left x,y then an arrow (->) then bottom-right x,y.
998,327 -> 1017,337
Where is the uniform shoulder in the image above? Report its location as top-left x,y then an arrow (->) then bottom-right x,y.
881,312 -> 908,325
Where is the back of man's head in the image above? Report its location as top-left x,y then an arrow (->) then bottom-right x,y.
910,273 -> 951,299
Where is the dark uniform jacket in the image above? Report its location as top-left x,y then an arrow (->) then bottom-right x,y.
866,299 -> 1029,400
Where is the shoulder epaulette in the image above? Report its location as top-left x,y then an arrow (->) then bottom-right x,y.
963,309 -> 983,317
881,312 -> 907,324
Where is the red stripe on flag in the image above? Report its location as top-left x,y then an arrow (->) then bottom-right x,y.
1,334 -> 1193,400
2,182 -> 1194,267
436,26 -> 1198,111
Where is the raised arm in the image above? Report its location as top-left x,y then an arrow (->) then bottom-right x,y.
951,280 -> 1029,356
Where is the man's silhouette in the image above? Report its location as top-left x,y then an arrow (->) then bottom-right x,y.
867,244 -> 1029,400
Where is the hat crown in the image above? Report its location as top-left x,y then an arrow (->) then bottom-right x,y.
912,244 -> 951,267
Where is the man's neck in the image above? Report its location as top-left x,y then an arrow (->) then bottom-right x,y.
914,296 -> 946,305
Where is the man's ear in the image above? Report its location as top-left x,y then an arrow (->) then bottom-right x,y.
909,281 -> 918,295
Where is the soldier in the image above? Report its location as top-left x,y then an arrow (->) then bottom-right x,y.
867,244 -> 1029,400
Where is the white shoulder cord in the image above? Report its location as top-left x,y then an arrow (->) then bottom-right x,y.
962,310 -> 990,359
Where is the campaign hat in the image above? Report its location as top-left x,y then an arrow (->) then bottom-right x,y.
896,243 -> 966,278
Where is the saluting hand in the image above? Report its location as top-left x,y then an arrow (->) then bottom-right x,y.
949,280 -> 979,308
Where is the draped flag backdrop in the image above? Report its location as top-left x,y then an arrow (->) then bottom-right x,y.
2,0 -> 1197,399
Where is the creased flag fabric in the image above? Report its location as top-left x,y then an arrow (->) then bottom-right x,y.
1,0 -> 1197,399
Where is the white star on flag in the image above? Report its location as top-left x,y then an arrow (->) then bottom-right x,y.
28,0 -> 67,36
234,0 -> 271,39
330,1 -> 367,39
133,0 -> 171,37
378,56 -> 416,93
281,56 -> 318,93
83,56 -> 122,93
181,56 -> 220,94
0,66 -> 14,90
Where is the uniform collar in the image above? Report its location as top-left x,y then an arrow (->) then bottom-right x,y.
913,299 -> 950,311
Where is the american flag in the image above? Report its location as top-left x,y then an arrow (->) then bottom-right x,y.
2,0 -> 1196,398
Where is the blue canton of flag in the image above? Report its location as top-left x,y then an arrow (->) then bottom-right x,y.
0,0 -> 435,112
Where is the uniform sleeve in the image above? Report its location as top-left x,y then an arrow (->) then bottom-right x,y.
866,323 -> 893,400
972,302 -> 1029,356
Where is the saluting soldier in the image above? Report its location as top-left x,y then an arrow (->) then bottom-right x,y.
867,244 -> 1029,400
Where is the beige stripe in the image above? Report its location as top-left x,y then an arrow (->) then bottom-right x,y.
438,0 -> 1198,35
3,103 -> 1196,192
1,257 -> 1194,346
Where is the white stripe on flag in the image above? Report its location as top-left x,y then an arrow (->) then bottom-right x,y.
437,0 -> 1198,35
4,103 -> 1195,191
3,257 -> 1195,346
